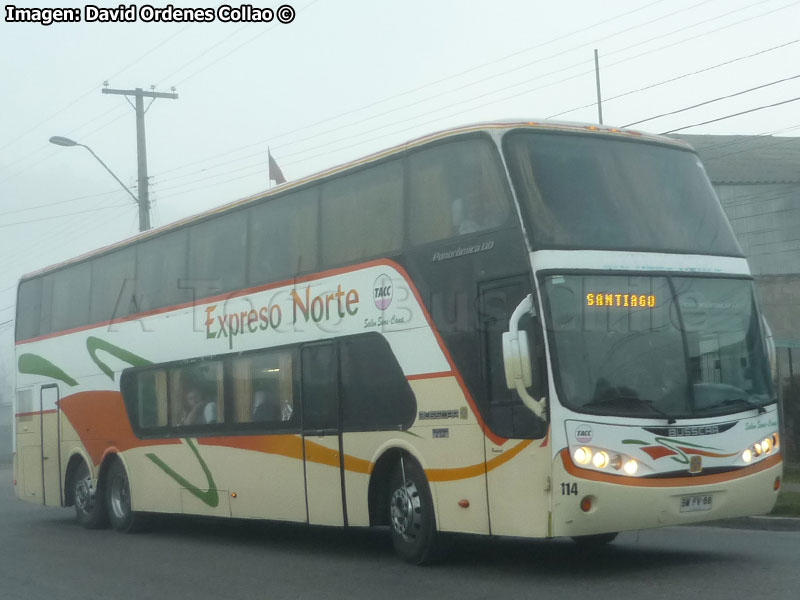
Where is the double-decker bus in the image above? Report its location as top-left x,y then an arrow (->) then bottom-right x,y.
12,120 -> 782,564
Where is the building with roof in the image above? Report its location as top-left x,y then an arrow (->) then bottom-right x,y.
678,133 -> 800,462
676,134 -> 800,343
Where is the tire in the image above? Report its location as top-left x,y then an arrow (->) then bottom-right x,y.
572,532 -> 618,547
106,459 -> 144,532
388,457 -> 438,565
72,459 -> 108,529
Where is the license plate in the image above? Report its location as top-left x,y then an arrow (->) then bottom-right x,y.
680,494 -> 713,512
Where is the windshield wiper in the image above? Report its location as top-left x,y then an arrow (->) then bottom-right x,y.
716,396 -> 767,415
583,394 -> 677,423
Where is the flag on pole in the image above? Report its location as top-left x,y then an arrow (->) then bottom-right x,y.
268,149 -> 286,185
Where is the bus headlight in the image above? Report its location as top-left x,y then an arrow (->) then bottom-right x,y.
573,447 -> 592,465
569,445 -> 643,476
623,459 -> 638,475
592,451 -> 610,469
742,432 -> 778,465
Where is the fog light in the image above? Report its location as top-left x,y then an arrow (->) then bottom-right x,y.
742,449 -> 753,463
580,496 -> 592,512
623,459 -> 638,475
592,451 -> 610,469
573,447 -> 592,465
774,477 -> 781,491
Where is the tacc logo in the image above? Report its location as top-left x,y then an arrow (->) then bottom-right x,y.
575,424 -> 593,443
373,274 -> 393,310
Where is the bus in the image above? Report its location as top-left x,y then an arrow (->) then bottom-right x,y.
12,120 -> 782,564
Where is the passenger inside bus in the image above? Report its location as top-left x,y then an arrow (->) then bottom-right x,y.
252,389 -> 279,422
252,387 -> 294,422
179,383 -> 217,425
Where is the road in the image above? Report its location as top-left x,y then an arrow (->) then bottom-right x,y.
1,463 -> 798,600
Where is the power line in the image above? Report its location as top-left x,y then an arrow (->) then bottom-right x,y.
0,203 -> 133,229
662,95 -> 800,133
0,187 -> 130,218
0,25 -> 191,164
151,0 -> 799,190
623,73 -> 800,128
701,129 -> 800,162
547,38 -> 800,119
0,205 -> 138,275
729,204 -> 800,221
150,0 -> 683,179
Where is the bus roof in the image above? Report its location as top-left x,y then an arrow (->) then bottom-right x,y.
20,119 -> 691,281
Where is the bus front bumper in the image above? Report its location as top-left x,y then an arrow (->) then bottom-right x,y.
551,451 -> 782,537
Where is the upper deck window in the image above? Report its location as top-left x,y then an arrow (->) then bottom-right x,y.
408,137 -> 512,245
503,131 -> 742,256
320,159 -> 403,266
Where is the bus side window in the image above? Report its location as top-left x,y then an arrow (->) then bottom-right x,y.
408,137 -> 511,245
138,370 -> 168,428
301,343 -> 339,432
169,362 -> 224,427
231,350 -> 296,426
340,333 -> 416,432
320,160 -> 403,267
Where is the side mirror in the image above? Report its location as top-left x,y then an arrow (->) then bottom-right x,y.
502,331 -> 532,389
502,294 -> 546,419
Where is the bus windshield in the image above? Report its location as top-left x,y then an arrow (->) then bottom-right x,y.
542,274 -> 773,420
503,131 -> 742,256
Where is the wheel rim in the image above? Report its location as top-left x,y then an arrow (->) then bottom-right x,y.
109,474 -> 130,520
391,480 -> 421,541
75,475 -> 93,513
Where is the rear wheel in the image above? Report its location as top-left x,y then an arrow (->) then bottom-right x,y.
72,459 -> 108,529
106,459 -> 144,532
389,457 -> 438,564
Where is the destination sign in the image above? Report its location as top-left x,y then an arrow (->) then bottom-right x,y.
586,293 -> 656,308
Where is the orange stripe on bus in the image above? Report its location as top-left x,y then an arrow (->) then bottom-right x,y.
677,447 -> 739,459
199,435 -> 373,475
16,258 -> 507,444
15,409 -> 57,418
406,371 -> 453,381
559,448 -> 782,487
426,439 -> 533,482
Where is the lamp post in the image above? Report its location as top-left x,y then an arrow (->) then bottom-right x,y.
49,135 -> 149,231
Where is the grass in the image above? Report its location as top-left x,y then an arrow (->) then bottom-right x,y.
783,464 -> 800,485
770,463 -> 800,516
772,490 -> 800,516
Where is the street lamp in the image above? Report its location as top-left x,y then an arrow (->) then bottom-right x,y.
49,135 -> 149,231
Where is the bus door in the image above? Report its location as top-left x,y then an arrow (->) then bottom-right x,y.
479,277 -> 550,537
301,342 -> 346,526
40,384 -> 62,506
16,387 -> 43,502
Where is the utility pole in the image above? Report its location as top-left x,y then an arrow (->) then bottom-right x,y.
594,49 -> 603,125
102,86 -> 178,231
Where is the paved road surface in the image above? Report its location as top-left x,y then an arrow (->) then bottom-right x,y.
1,464 -> 798,600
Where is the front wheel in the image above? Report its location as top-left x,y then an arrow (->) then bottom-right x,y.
72,459 -> 108,529
389,457 -> 439,564
106,459 -> 144,532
